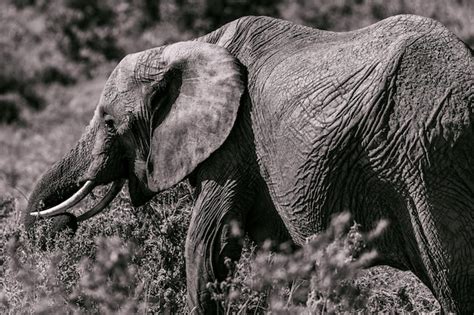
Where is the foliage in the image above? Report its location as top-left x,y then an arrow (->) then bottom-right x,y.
42,0 -> 124,64
0,183 -> 193,314
1,197 -> 439,313
207,213 -> 385,313
0,3 -> 74,123
164,0 -> 282,34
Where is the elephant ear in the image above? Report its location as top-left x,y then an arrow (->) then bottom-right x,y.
140,42 -> 245,192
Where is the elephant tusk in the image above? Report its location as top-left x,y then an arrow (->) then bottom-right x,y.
77,179 -> 125,222
30,180 -> 95,217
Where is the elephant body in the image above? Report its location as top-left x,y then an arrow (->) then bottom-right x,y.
198,15 -> 473,312
25,15 -> 473,313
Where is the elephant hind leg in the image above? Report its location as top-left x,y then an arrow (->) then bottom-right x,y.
405,184 -> 474,313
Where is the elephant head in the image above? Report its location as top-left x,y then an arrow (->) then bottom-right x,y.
24,41 -> 245,234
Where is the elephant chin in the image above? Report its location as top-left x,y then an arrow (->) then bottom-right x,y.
128,175 -> 155,207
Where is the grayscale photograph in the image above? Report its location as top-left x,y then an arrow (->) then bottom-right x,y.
1,0 -> 473,313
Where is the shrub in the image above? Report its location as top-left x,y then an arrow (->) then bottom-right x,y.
162,0 -> 282,34
0,183 -> 192,314
0,97 -> 23,124
207,213 -> 388,313
43,0 -> 124,64
0,2 -> 78,124
0,191 -> 440,314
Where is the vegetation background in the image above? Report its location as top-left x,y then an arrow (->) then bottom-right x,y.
1,0 -> 472,313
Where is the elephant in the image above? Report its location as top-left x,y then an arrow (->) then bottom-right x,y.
24,14 -> 473,313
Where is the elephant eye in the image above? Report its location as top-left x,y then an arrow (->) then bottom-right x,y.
104,115 -> 115,131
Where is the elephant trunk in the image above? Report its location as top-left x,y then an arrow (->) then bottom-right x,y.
24,128 -> 96,232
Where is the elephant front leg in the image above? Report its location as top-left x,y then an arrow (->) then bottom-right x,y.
185,181 -> 249,314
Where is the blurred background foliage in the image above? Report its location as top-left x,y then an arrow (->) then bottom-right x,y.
1,0 -> 473,124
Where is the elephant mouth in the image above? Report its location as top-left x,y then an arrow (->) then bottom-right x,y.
29,179 -> 125,222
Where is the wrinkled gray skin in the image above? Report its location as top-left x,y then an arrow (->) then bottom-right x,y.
25,15 -> 473,313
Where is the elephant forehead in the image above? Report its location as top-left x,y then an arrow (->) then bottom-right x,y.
98,54 -> 144,113
108,55 -> 139,92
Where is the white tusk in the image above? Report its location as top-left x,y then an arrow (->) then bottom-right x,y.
77,179 -> 125,222
30,180 -> 95,217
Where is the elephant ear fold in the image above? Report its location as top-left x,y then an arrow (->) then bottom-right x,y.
145,41 -> 245,192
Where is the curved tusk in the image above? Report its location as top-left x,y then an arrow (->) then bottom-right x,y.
30,181 -> 95,217
77,179 -> 125,222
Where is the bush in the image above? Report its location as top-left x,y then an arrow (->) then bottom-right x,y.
0,97 -> 23,124
161,0 -> 281,34
207,213 -> 387,313
0,183 -> 193,314
1,190 -> 439,314
43,0 -> 124,64
0,2 -> 78,124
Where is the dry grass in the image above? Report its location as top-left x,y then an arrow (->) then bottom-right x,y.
1,189 -> 439,313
